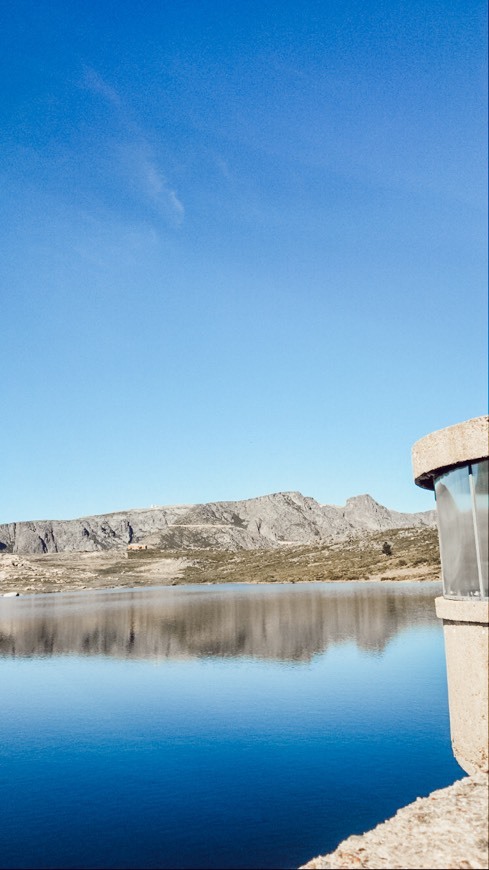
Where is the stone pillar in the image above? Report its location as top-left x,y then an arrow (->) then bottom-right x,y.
412,415 -> 489,776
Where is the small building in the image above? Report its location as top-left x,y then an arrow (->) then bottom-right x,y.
127,543 -> 148,551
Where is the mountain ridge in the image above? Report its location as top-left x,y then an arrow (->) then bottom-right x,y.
0,491 -> 436,555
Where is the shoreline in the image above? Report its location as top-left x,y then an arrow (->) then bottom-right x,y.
2,575 -> 442,598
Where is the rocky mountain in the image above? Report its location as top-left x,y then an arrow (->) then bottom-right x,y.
0,492 -> 436,555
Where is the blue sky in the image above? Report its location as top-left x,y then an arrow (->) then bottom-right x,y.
1,0 -> 487,522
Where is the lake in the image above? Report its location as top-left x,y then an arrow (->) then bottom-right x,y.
0,581 -> 462,869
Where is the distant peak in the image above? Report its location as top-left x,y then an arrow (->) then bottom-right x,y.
346,494 -> 380,506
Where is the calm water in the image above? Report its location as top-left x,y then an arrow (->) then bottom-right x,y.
0,582 -> 461,869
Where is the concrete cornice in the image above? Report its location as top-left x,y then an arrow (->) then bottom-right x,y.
412,416 -> 489,490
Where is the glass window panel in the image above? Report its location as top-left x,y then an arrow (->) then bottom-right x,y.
472,459 -> 488,598
435,465 -> 479,597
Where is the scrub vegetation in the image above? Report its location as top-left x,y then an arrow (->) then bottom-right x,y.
180,527 -> 440,584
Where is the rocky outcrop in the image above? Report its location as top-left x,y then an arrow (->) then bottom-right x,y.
0,492 -> 436,555
342,494 -> 434,531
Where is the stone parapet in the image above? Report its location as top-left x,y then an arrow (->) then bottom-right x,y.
412,416 -> 489,490
300,775 -> 489,869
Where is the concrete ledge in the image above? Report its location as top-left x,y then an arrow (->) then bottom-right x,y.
412,416 -> 489,490
435,596 -> 489,624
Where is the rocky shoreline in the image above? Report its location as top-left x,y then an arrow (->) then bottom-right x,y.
300,775 -> 489,870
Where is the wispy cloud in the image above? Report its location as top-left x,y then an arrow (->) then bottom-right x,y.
83,67 -> 122,108
214,155 -> 232,180
81,67 -> 184,226
117,142 -> 185,225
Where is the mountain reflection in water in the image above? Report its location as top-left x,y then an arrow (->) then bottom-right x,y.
0,582 -> 441,662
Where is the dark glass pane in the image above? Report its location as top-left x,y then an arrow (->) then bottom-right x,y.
472,459 -> 488,598
435,466 -> 479,597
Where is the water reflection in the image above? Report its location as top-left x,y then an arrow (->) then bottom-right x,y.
0,582 -> 440,662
